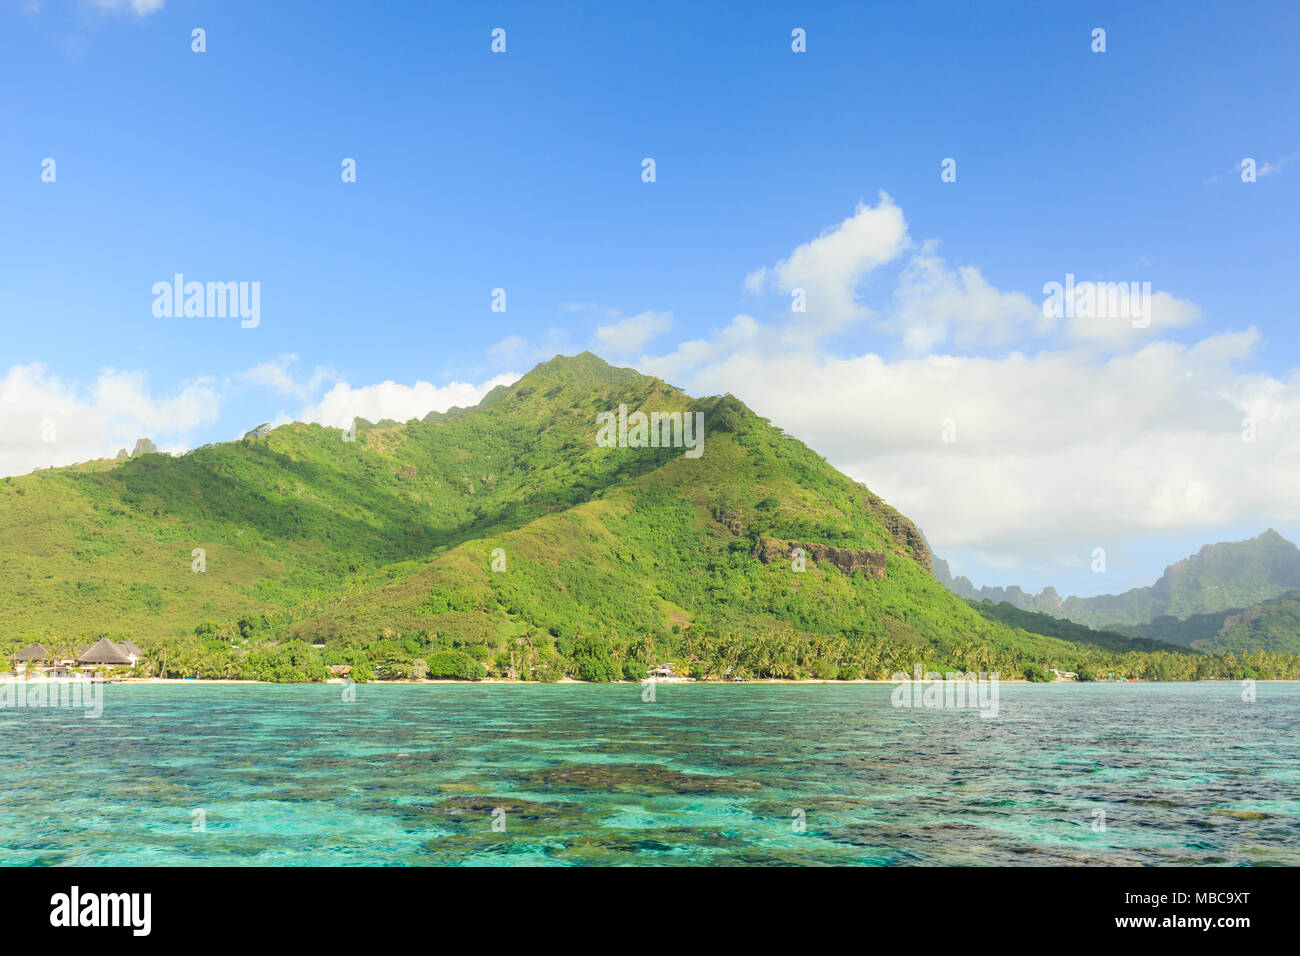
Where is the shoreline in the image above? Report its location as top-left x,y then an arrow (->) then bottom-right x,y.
5,676 -> 1291,686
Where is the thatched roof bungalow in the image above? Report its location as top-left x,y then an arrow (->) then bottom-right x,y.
11,643 -> 51,663
77,638 -> 137,667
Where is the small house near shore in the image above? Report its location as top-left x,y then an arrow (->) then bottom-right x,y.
10,643 -> 51,666
10,643 -> 52,675
77,637 -> 138,668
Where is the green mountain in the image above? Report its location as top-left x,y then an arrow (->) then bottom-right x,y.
963,601 -> 1189,656
936,530 -> 1300,634
1114,589 -> 1300,655
3,353 -> 1294,681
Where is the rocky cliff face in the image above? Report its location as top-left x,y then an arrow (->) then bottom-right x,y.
753,537 -> 887,579
860,489 -> 933,574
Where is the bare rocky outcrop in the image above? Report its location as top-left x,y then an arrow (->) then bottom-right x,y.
718,510 -> 745,536
752,537 -> 887,579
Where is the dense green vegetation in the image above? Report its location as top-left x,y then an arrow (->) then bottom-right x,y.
1116,590 -> 1300,655
964,600 -> 1299,680
967,601 -> 1187,654
4,353 -> 1300,682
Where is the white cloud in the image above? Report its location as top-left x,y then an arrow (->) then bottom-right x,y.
0,358 -> 520,475
487,334 -> 528,365
635,314 -> 761,383
890,241 -> 1047,351
1205,151 -> 1299,183
1258,152 -> 1300,177
238,354 -> 337,400
624,198 -> 1300,579
1064,289 -> 1202,348
8,192 -> 1291,595
593,309 -> 673,355
299,373 -> 519,429
745,192 -> 909,338
738,199 -> 1197,358
644,328 -> 1299,568
481,328 -> 574,370
0,364 -> 219,476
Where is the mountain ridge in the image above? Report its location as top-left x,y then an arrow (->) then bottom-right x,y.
934,530 -> 1300,634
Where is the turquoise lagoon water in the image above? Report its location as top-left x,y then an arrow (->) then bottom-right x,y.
1,681 -> 1297,866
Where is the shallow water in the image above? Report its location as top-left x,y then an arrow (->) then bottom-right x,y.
1,681 -> 1296,865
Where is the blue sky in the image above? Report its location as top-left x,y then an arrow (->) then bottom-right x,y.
3,0 -> 1299,598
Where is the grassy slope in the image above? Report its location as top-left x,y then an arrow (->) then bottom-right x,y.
0,355 -> 690,643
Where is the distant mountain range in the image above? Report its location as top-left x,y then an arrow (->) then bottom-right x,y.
934,530 -> 1300,653
1110,590 -> 1300,655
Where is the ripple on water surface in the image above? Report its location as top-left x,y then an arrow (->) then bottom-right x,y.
1,682 -> 1297,865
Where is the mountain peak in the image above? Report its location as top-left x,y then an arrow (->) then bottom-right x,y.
1188,528 -> 1297,562
522,352 -> 648,388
